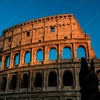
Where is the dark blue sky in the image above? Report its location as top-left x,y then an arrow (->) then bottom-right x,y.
0,0 -> 100,58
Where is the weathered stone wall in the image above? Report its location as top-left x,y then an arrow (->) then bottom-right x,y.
0,14 -> 99,100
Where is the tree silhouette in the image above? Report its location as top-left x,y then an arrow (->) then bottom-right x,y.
79,57 -> 100,100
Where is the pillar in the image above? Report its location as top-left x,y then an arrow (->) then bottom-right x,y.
6,74 -> 10,92
73,44 -> 77,58
19,50 -> 23,67
10,52 -> 14,68
75,67 -> 80,90
43,69 -> 47,91
44,46 -> 48,61
1,55 -> 5,70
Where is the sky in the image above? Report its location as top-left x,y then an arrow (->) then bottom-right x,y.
0,0 -> 100,58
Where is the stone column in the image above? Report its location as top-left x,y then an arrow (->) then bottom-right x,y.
73,44 -> 77,58
6,74 -> 10,92
32,72 -> 35,90
58,67 -> 62,90
19,50 -> 23,67
17,72 -> 22,92
31,48 -> 34,64
75,67 -> 80,90
43,69 -> 47,91
57,44 -> 60,60
16,72 -> 19,92
29,71 -> 32,91
43,46 -> 45,61
87,42 -> 91,58
44,46 -> 48,61
1,55 -> 5,70
10,52 -> 14,68
58,45 -> 62,60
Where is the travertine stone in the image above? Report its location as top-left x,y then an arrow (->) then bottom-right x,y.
0,14 -> 99,100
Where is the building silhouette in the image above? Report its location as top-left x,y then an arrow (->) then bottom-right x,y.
0,14 -> 100,100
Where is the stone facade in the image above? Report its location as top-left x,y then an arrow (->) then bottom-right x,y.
0,14 -> 100,100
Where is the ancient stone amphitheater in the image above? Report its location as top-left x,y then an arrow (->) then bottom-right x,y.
0,14 -> 100,100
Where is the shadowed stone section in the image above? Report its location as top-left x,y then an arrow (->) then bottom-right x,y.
79,58 -> 100,100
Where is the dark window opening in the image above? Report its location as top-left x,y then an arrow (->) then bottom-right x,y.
67,23 -> 69,26
39,40 -> 41,42
49,48 -> 57,60
10,75 -> 17,89
48,71 -> 57,87
1,77 -> 7,90
63,71 -> 73,86
51,27 -> 55,32
27,31 -> 30,37
73,23 -> 75,25
5,56 -> 10,68
14,54 -> 20,66
34,73 -> 42,87
24,51 -> 31,63
8,37 -> 11,42
22,74 -> 29,88
64,37 -> 67,39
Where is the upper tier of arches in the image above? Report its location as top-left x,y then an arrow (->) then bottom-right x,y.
0,44 -> 89,70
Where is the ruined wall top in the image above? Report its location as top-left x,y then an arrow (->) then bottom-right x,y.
0,14 -> 96,58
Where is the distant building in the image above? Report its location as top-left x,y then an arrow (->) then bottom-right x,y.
0,14 -> 100,100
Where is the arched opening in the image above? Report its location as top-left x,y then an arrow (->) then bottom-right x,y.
1,77 -> 7,90
22,74 -> 29,88
49,48 -> 57,60
77,46 -> 86,58
63,71 -> 73,86
34,72 -> 42,87
48,71 -> 57,87
62,47 -> 71,59
36,49 -> 43,61
0,57 -> 2,67
24,51 -> 31,63
5,56 -> 10,68
10,75 -> 17,89
14,54 -> 20,65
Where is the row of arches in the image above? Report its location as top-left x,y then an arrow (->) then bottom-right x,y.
0,70 -> 73,90
0,46 -> 86,68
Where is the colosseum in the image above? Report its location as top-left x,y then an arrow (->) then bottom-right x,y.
0,14 -> 100,100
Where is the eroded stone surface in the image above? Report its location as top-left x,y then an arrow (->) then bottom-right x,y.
0,14 -> 99,100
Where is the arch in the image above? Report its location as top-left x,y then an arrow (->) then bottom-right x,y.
36,49 -> 43,61
34,72 -> 42,87
1,77 -> 7,90
0,57 -> 2,67
22,74 -> 29,88
63,71 -> 73,86
14,53 -> 20,65
24,51 -> 31,63
10,75 -> 17,89
77,46 -> 86,58
48,71 -> 57,87
49,48 -> 57,60
5,56 -> 10,68
62,47 -> 71,59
